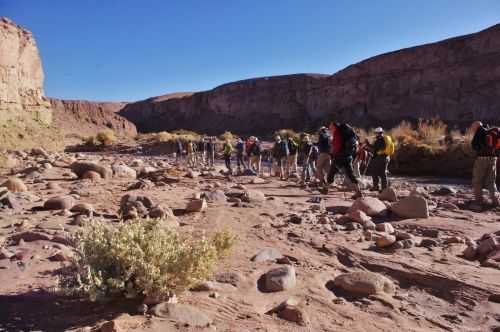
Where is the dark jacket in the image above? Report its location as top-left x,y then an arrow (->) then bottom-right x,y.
371,136 -> 386,156
272,141 -> 289,159
318,132 -> 331,153
248,142 -> 262,156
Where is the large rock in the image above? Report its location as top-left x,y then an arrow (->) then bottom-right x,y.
186,199 -> 207,213
151,303 -> 212,328
333,271 -> 395,296
203,190 -> 227,203
1,177 -> 27,193
376,234 -> 397,248
391,196 -> 429,219
378,188 -> 397,202
348,197 -> 387,217
70,162 -> 112,179
242,190 -> 266,203
44,196 -> 75,210
112,164 -> 137,179
119,194 -> 155,219
262,266 -> 297,292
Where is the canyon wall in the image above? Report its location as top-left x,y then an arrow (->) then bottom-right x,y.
120,23 -> 500,135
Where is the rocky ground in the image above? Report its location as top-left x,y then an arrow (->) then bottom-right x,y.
0,148 -> 500,332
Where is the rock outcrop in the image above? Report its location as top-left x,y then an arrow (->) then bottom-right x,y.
50,98 -> 137,138
0,17 -> 51,124
120,23 -> 500,135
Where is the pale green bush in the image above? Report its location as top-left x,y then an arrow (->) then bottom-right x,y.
60,219 -> 236,302
96,129 -> 117,146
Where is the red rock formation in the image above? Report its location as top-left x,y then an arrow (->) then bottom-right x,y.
120,23 -> 500,135
50,98 -> 137,138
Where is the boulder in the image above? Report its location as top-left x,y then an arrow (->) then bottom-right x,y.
70,203 -> 94,216
477,236 -> 499,256
333,271 -> 395,296
203,190 -> 227,203
0,191 -> 21,210
242,190 -> 266,203
82,170 -> 102,181
375,223 -> 395,234
348,210 -> 372,225
393,239 -> 416,249
462,242 -> 478,260
410,187 -> 430,199
432,186 -> 457,196
439,202 -> 460,211
44,196 -> 75,210
251,177 -> 266,184
376,234 -> 396,248
1,178 -> 27,193
119,194 -> 155,219
70,162 -> 112,179
251,248 -> 283,263
391,196 -> 429,219
420,239 -> 438,248
186,199 -> 207,213
112,164 -> 137,179
348,197 -> 387,217
269,298 -> 308,326
31,147 -> 49,158
422,229 -> 440,238
131,159 -> 144,167
262,266 -> 296,292
378,188 -> 398,202
151,303 -> 212,328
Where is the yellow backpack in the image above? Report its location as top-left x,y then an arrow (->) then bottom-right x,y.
383,135 -> 395,156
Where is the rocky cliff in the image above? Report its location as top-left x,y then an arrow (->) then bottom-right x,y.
120,23 -> 500,135
0,17 -> 51,125
50,99 -> 137,139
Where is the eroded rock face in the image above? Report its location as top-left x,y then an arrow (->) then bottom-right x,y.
49,98 -> 137,138
120,23 -> 500,135
0,17 -> 51,124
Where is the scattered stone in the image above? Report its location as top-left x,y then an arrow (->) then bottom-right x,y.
11,231 -> 51,243
345,222 -> 363,231
251,177 -> 266,184
378,187 -> 398,202
376,234 -> 397,248
0,248 -> 15,260
391,196 -> 429,219
420,239 -> 438,248
203,190 -> 227,203
376,223 -> 395,234
191,281 -> 236,293
410,187 -> 430,199
439,202 -> 460,211
70,203 -> 94,216
186,199 -> 207,213
131,159 -> 144,167
31,147 -> 49,158
432,186 -> 457,196
186,170 -> 200,178
393,239 -> 416,249
477,236 -> 499,255
119,194 -> 155,219
48,251 -> 70,262
269,297 -> 308,326
394,230 -> 413,241
44,196 -> 75,211
251,248 -> 283,262
333,271 -> 395,296
422,229 -> 440,238
72,214 -> 90,226
242,190 -> 266,203
46,182 -> 61,190
348,209 -> 372,225
82,170 -> 102,181
1,178 -> 27,193
348,197 -> 387,217
0,191 -> 21,210
112,164 -> 137,179
288,214 -> 303,224
151,303 -> 212,328
215,272 -> 241,287
70,162 -> 112,179
444,236 -> 465,244
262,265 -> 297,292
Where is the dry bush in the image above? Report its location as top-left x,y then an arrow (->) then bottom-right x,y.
171,129 -> 201,142
96,129 -> 117,146
417,118 -> 447,146
60,219 -> 236,302
389,121 -> 417,144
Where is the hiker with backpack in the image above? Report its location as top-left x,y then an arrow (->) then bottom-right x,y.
272,135 -> 289,180
235,138 -> 247,174
223,139 -> 234,174
470,121 -> 499,208
175,139 -> 184,163
326,122 -> 363,199
287,136 -> 299,176
366,127 -> 394,192
248,137 -> 263,176
316,126 -> 332,186
207,137 -> 216,169
300,135 -> 318,183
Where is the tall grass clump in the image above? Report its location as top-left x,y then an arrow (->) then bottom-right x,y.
219,131 -> 234,142
60,219 -> 236,302
417,118 -> 447,146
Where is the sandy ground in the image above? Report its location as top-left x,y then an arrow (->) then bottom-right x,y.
0,150 -> 499,332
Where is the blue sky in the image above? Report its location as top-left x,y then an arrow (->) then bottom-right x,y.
2,0 -> 500,101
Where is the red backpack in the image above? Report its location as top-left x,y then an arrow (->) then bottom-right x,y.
486,128 -> 500,153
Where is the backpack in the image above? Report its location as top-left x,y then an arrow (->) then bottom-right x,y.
288,139 -> 298,155
486,128 -> 500,152
383,135 -> 396,156
309,145 -> 319,161
339,124 -> 359,157
252,143 -> 262,156
280,141 -> 289,157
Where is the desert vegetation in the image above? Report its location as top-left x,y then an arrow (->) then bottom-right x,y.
60,218 -> 235,302
85,129 -> 117,147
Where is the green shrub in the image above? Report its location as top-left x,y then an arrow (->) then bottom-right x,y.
60,219 -> 236,302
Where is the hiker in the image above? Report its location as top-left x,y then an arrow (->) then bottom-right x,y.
315,126 -> 332,185
353,141 -> 369,178
272,135 -> 289,180
186,140 -> 196,167
248,137 -> 263,175
222,139 -> 234,174
470,121 -> 499,207
327,122 -> 363,199
175,139 -> 184,163
366,127 -> 393,192
287,136 -> 299,176
198,137 -> 207,166
235,137 -> 247,174
207,137 -> 216,169
245,137 -> 253,168
300,135 -> 318,183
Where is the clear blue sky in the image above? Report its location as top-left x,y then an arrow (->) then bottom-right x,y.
2,0 -> 500,102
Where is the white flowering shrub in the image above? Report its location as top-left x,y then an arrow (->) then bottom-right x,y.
60,219 -> 235,302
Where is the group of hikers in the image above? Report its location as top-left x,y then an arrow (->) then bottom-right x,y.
173,120 -> 499,208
